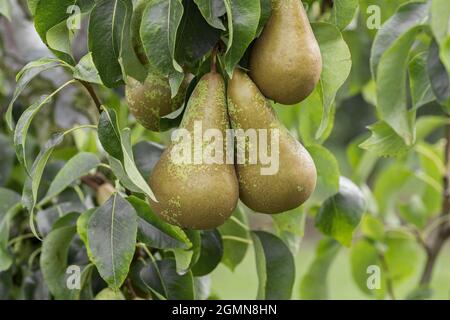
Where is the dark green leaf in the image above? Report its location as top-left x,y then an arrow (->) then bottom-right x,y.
328,0 -> 358,30
127,196 -> 190,249
140,259 -> 195,300
40,225 -> 77,299
428,40 -> 450,112
193,0 -> 226,30
224,0 -> 260,77
6,58 -> 68,130
141,0 -> 184,96
315,177 -> 366,246
176,0 -> 221,68
192,230 -> 223,276
88,193 -> 138,289
218,207 -> 249,271
41,152 -> 100,204
252,231 -> 295,300
311,22 -> 352,139
300,238 -> 340,299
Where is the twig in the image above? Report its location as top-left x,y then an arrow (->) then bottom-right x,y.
210,45 -> 218,73
419,123 -> 450,286
79,80 -> 102,112
378,252 -> 396,300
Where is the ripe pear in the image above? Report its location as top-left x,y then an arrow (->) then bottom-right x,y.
227,69 -> 317,214
249,0 -> 322,105
149,72 -> 239,229
125,73 -> 191,132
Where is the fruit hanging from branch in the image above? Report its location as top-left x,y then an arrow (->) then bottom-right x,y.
249,0 -> 322,105
149,71 -> 239,229
227,68 -> 317,214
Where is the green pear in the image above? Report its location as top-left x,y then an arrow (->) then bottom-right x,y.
125,73 -> 191,132
250,0 -> 322,105
227,69 -> 317,214
149,72 -> 239,229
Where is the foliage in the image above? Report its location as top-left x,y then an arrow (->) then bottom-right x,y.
0,0 -> 449,300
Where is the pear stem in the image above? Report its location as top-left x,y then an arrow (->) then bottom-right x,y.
210,45 -> 218,73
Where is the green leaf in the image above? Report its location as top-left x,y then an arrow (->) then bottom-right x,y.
384,230 -> 421,283
46,20 -> 72,57
350,238 -> 385,298
120,128 -> 157,201
89,0 -> 142,87
416,142 -> 443,216
22,133 -> 65,239
428,40 -> 450,112
0,0 -> 12,20
34,0 -> 94,63
251,231 -> 295,300
223,0 -> 260,77
127,196 -> 190,249
141,0 -> 184,96
409,52 -> 435,109
311,22 -> 352,139
373,162 -> 414,217
6,58 -> 67,130
40,225 -> 77,299
0,189 -> 21,271
298,88 -> 335,145
272,207 -> 305,237
76,208 -> 96,261
359,121 -> 411,157
98,107 -> 124,162
328,0 -> 358,30
300,238 -> 340,300
218,207 -> 249,271
140,259 -> 195,300
370,1 -> 429,78
41,152 -> 100,204
375,25 -> 425,144
99,107 -> 156,201
175,1 -> 221,68
192,230 -> 223,276
307,145 -> 340,201
73,53 -> 103,84
171,230 -> 201,275
315,177 -> 366,247
88,193 -> 138,289
256,0 -> 271,36
430,0 -> 450,73
14,80 -> 74,173
398,195 -> 428,229
193,0 -> 226,30
360,214 -> 385,242
416,116 -> 449,140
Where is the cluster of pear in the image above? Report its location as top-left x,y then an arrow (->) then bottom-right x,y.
129,0 -> 322,229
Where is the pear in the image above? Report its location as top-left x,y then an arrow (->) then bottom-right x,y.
227,69 -> 317,214
249,0 -> 322,105
125,73 -> 191,132
149,72 -> 239,229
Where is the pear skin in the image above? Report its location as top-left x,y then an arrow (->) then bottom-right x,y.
227,69 -> 317,214
250,0 -> 322,105
149,72 -> 239,229
125,73 -> 190,132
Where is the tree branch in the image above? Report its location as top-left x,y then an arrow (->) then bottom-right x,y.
419,123 -> 450,286
79,80 -> 102,113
